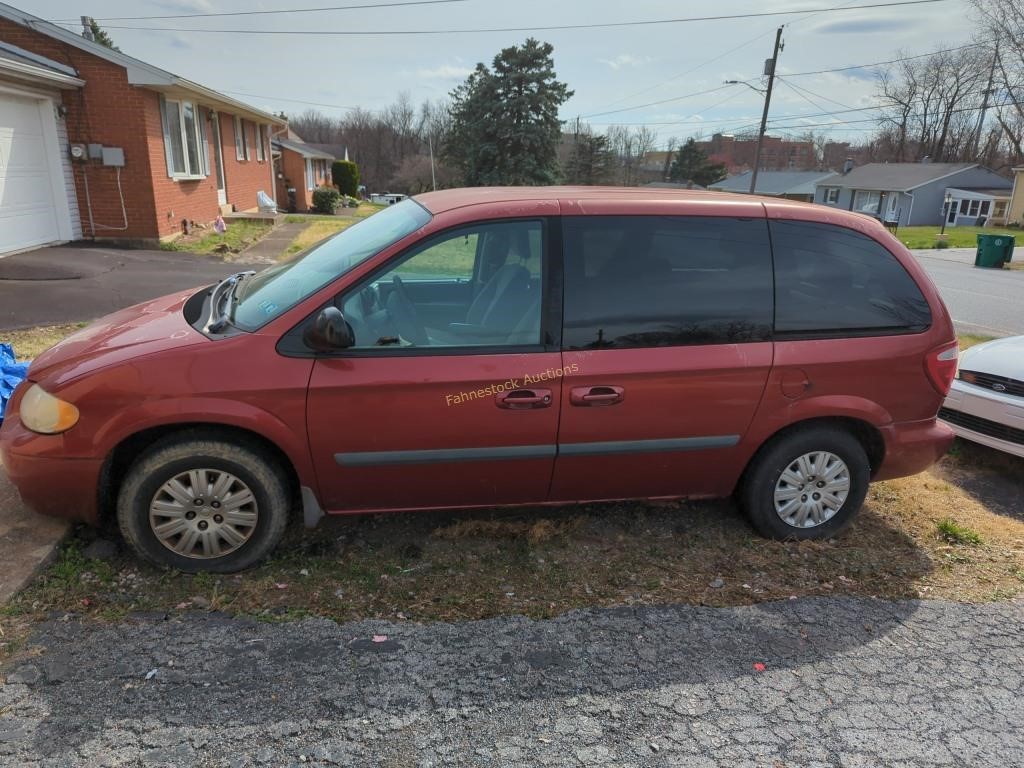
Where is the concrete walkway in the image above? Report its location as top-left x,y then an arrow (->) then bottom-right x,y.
0,474 -> 67,603
238,221 -> 306,263
909,246 -> 977,265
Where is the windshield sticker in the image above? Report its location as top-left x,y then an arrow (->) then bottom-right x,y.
258,301 -> 278,315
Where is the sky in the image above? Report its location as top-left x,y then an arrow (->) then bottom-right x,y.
27,0 -> 979,148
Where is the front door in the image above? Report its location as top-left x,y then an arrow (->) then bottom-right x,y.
550,214 -> 775,501
210,111 -> 227,205
306,217 -> 561,511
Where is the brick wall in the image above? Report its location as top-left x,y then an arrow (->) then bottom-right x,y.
276,148 -> 332,212
220,116 -> 275,215
1,19 -> 278,243
0,18 -> 158,240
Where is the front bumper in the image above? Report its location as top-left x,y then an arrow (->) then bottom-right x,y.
0,415 -> 103,524
940,380 -> 1024,458
874,417 -> 955,481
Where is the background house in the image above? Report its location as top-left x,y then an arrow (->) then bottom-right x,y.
0,2 -> 284,254
814,162 -> 1013,227
699,133 -> 818,174
709,170 -> 838,202
271,130 -> 335,213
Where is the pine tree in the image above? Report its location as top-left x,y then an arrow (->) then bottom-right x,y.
88,19 -> 120,51
446,39 -> 573,186
669,138 -> 727,187
565,130 -> 612,185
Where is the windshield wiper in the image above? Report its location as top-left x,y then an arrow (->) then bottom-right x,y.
203,271 -> 255,334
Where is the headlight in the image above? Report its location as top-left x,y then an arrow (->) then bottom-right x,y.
19,384 -> 80,434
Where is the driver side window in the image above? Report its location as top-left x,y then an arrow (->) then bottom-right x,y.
339,220 -> 544,349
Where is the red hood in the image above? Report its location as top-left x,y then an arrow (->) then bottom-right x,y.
29,288 -> 209,387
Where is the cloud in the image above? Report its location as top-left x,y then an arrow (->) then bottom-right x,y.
599,54 -> 652,71
415,64 -> 474,80
152,0 -> 217,12
814,18 -> 910,34
167,34 -> 193,50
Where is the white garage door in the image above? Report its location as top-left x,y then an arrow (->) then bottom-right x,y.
0,93 -> 61,255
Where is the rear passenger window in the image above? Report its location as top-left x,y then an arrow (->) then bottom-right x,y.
771,221 -> 931,335
562,216 -> 773,349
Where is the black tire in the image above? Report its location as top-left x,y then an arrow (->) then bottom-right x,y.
739,426 -> 870,540
116,432 -> 291,573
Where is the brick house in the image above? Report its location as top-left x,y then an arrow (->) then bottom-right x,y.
0,2 -> 285,255
271,130 -> 335,213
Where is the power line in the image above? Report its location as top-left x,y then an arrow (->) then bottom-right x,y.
586,0 -> 872,120
782,41 -> 985,77
581,85 -> 735,119
222,90 -> 360,112
50,0 -> 470,22
90,0 -> 951,36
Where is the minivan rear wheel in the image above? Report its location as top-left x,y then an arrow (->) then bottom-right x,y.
740,427 -> 869,540
117,434 -> 291,573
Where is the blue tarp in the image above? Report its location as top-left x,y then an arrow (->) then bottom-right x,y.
0,343 -> 30,424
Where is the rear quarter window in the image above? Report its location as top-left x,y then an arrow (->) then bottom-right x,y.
770,220 -> 931,336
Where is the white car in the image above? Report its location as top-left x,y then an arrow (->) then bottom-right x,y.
940,336 -> 1024,458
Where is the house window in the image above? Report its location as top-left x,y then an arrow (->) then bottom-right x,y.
959,199 -> 970,215
980,200 -> 991,216
305,158 -> 315,190
967,199 -> 980,217
243,121 -> 252,161
255,125 -> 266,162
234,116 -> 244,160
852,190 -> 882,215
823,187 -> 840,205
161,98 -> 206,179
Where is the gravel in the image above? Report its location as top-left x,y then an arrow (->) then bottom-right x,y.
1,596 -> 1022,766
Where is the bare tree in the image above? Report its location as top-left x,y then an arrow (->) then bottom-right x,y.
970,0 -> 1024,164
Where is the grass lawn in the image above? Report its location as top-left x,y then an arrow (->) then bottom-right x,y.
161,220 -> 272,255
3,443 -> 1020,650
958,332 -> 995,350
897,225 -> 1019,250
2,322 -> 88,361
283,219 -> 355,258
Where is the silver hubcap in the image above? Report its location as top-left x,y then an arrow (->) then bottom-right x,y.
149,469 -> 258,559
773,451 -> 850,529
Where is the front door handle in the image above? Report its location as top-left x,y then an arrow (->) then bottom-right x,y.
496,388 -> 552,410
570,385 -> 625,407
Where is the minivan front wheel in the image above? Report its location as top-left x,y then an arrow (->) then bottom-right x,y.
117,434 -> 291,572
740,427 -> 869,540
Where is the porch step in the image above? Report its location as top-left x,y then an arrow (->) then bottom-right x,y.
219,203 -> 234,216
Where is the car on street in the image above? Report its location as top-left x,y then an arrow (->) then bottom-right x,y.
0,187 -> 957,572
940,335 -> 1024,458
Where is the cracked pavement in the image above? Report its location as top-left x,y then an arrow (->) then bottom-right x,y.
1,597 -> 1022,767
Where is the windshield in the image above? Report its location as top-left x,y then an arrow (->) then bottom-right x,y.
232,199 -> 431,331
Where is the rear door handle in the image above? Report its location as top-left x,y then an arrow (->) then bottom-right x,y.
496,388 -> 552,409
570,385 -> 625,407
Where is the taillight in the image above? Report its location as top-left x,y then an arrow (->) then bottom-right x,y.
925,342 -> 959,395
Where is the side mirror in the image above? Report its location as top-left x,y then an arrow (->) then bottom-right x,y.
303,307 -> 354,351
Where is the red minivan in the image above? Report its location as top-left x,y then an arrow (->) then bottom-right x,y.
0,188 -> 957,572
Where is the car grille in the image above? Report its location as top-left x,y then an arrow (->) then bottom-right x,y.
958,370 -> 1024,398
938,407 -> 1024,446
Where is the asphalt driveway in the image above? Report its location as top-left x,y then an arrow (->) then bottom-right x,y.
0,245 -> 253,331
2,597 -> 1022,766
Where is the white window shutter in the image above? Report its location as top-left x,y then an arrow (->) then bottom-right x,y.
159,96 -> 175,178
201,108 -> 211,176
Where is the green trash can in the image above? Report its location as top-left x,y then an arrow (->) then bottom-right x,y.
975,234 -> 1015,268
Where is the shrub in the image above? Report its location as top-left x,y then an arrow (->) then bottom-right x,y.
312,186 -> 341,215
332,160 -> 360,197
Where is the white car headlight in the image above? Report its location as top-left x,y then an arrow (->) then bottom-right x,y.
19,384 -> 80,434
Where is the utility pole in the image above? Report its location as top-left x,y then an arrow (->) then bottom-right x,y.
428,133 -> 437,191
749,26 -> 784,195
972,41 -> 999,160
